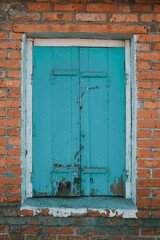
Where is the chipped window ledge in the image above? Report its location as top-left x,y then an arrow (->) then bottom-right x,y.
21,197 -> 137,218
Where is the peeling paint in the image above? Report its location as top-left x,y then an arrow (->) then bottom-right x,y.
110,176 -> 125,196
20,206 -> 137,218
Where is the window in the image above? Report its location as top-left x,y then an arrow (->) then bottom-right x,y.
25,39 -> 131,199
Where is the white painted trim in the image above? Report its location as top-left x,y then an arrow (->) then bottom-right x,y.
33,38 -> 125,47
125,40 -> 132,198
26,39 -> 33,198
26,38 -> 132,199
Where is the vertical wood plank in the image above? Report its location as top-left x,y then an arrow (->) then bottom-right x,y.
32,47 -> 53,196
52,47 -> 80,196
80,47 -> 109,196
108,47 -> 126,196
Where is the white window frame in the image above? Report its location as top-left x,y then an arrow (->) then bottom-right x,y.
25,38 -> 131,199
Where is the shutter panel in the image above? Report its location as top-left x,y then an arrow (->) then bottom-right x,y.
80,47 -> 109,196
80,47 -> 125,196
32,47 -> 53,196
52,47 -> 80,196
108,48 -> 126,196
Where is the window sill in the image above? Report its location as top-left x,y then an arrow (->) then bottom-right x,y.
21,197 -> 137,218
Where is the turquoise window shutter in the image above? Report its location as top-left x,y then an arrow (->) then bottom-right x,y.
32,46 -> 125,197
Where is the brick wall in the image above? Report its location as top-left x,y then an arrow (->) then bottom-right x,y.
0,0 -> 160,238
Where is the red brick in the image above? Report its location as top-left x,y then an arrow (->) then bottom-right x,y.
153,190 -> 160,198
137,91 -> 158,99
154,5 -> 160,12
0,90 -> 6,98
7,71 -> 21,78
137,179 -> 160,188
152,170 -> 160,179
54,3 -> 84,12
137,81 -> 151,89
87,4 -> 117,12
0,42 -> 21,50
0,23 -> 13,31
137,44 -> 150,52
7,148 -> 21,156
0,225 -> 9,233
27,3 -> 51,11
141,229 -> 155,235
0,186 -> 6,194
137,71 -> 160,80
0,51 -> 7,59
0,100 -> 21,108
133,4 -> 151,12
137,130 -> 151,138
137,120 -> 160,128
45,227 -> 74,234
0,119 -> 21,127
0,196 -> 21,203
153,131 -> 160,139
8,138 -> 21,146
0,167 -> 5,175
42,13 -> 73,21
136,210 -> 150,218
76,13 -> 106,22
152,81 -> 160,89
0,60 -> 21,69
137,169 -> 150,178
10,33 -> 23,40
140,14 -> 155,22
136,62 -> 150,70
7,110 -> 21,118
0,176 -> 21,185
0,70 -> 5,78
0,80 -> 21,88
14,24 -> 147,34
137,53 -> 160,61
109,14 -> 138,22
137,140 -> 160,148
0,139 -> 7,147
153,151 -> 160,158
11,14 -> 40,22
0,110 -> 5,117
0,129 -> 5,136
136,189 -> 150,197
0,32 -> 8,40
137,149 -> 151,158
137,110 -> 158,118
143,101 -> 160,109
152,63 -> 160,70
8,51 -> 22,59
86,210 -> 100,217
119,5 -> 130,13
0,158 -> 21,166
137,34 -> 160,43
137,160 -> 160,168
8,90 -> 21,98
150,199 -> 160,207
136,199 -> 150,208
151,43 -> 160,51
0,148 -> 5,155
151,210 -> 160,217
7,129 -> 21,137
20,210 -> 34,217
8,186 -> 21,194
7,167 -> 22,175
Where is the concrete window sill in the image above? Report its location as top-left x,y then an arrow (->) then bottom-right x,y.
21,197 -> 137,218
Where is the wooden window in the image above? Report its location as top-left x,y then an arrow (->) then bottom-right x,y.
26,39 -> 131,198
